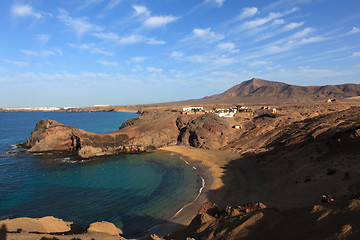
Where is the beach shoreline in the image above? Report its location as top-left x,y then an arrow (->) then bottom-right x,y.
148,146 -> 240,237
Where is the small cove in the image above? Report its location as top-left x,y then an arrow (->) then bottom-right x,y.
0,112 -> 202,237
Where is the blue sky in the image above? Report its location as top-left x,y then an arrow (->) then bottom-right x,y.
1,0 -> 360,107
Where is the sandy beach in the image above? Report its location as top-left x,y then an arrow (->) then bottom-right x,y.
148,146 -> 241,237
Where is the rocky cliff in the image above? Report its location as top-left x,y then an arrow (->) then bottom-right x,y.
24,104 -> 360,159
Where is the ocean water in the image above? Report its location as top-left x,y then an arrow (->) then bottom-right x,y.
0,112 -> 202,237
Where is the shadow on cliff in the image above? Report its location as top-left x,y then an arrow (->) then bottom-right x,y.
207,130 -> 360,210
0,225 -> 6,240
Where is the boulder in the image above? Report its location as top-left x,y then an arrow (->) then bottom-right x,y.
87,221 -> 123,236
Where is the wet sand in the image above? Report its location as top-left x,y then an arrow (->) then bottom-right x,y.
151,146 -> 240,237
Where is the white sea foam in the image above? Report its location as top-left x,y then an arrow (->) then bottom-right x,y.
169,158 -> 206,221
10,144 -> 18,149
33,153 -> 44,156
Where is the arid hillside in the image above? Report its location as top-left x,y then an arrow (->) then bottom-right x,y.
180,78 -> 360,104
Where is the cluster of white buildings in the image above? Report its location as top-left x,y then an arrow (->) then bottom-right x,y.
182,106 -> 251,117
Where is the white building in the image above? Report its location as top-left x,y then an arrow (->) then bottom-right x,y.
182,107 -> 204,112
216,107 -> 238,117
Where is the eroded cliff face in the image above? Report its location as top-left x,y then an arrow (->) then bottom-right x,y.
23,105 -> 360,159
23,111 -> 237,158
23,112 -> 181,158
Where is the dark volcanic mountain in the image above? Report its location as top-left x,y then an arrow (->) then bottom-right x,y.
182,78 -> 360,104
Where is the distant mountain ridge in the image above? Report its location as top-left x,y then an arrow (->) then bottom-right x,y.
185,78 -> 360,104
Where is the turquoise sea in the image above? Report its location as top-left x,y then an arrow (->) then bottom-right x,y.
0,112 -> 202,237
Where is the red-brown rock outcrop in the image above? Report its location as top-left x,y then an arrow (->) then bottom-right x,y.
23,105 -> 360,159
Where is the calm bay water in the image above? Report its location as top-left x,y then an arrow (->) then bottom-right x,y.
0,112 -> 202,237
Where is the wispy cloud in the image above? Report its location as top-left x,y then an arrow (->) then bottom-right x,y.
256,21 -> 304,41
217,42 -> 239,53
212,57 -> 237,66
92,32 -> 166,45
188,55 -> 208,63
79,0 -> 104,10
133,5 -> 151,17
68,43 -> 113,56
234,7 -> 258,21
248,60 -> 271,67
192,28 -> 224,42
118,35 -> 146,44
204,0 -> 226,8
20,49 -> 61,57
348,26 -> 360,35
11,4 -> 51,19
130,56 -> 146,62
238,7 -> 299,32
98,60 -> 118,66
262,33 -> 326,55
35,34 -> 51,44
353,52 -> 360,57
171,51 -> 184,58
3,59 -> 29,67
105,0 -> 122,10
144,15 -> 178,28
57,9 -> 102,37
147,67 -> 163,73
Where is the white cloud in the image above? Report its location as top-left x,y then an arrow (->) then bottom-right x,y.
299,36 -> 326,44
171,51 -> 184,58
20,49 -> 60,57
348,27 -> 360,35
353,52 -> 360,57
236,7 -> 258,21
105,0 -> 122,10
57,9 -> 102,37
193,28 -> 224,42
92,32 -> 165,45
133,5 -> 151,17
36,34 -> 51,44
90,48 -> 113,56
256,22 -> 304,41
92,32 -> 119,41
79,0 -> 104,9
248,60 -> 270,67
239,7 -> 298,31
283,22 -> 304,31
188,55 -> 207,63
212,57 -> 236,66
144,15 -> 178,28
217,42 -> 239,53
147,67 -> 163,73
145,38 -> 166,45
3,59 -> 29,67
263,33 -> 326,55
98,60 -> 118,67
118,34 -> 143,44
11,4 -> 51,19
240,12 -> 283,30
68,43 -> 113,56
204,0 -> 226,7
292,27 -> 314,39
131,57 -> 146,62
